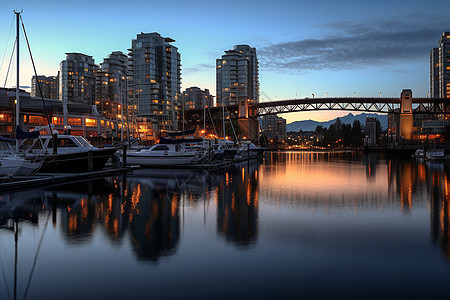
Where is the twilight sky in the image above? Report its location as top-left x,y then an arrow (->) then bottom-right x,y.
0,0 -> 449,123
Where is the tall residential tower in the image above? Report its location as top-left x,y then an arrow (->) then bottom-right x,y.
128,32 -> 181,131
216,44 -> 259,106
430,32 -> 450,99
31,75 -> 58,99
96,51 -> 128,120
59,53 -> 97,105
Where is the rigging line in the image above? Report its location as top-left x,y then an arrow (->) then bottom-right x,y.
0,14 -> 16,74
207,107 -> 218,137
20,15 -> 53,130
22,211 -> 51,300
3,39 -> 16,88
224,106 -> 238,141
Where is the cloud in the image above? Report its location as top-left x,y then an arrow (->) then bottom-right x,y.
259,16 -> 450,73
184,63 -> 215,74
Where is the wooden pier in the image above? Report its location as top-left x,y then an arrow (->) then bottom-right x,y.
0,167 -> 134,192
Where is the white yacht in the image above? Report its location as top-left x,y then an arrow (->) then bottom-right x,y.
0,137 -> 42,176
237,142 -> 266,158
126,143 -> 198,167
425,148 -> 445,161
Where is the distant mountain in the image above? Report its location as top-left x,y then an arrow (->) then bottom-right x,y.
287,113 -> 388,132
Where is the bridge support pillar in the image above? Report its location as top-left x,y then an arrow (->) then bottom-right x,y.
239,98 -> 249,118
238,118 -> 259,142
400,89 -> 413,140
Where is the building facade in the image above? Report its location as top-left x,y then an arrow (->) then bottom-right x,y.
430,32 -> 450,99
181,87 -> 213,110
59,53 -> 98,105
260,114 -> 287,142
96,51 -> 127,121
31,75 -> 58,99
365,117 -> 377,146
216,45 -> 259,106
430,48 -> 440,98
128,32 -> 181,132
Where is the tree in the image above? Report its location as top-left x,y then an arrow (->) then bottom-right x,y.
351,120 -> 363,146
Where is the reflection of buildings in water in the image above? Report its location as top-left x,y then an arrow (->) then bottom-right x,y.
57,188 -> 100,244
364,152 -> 377,178
127,189 -> 180,262
0,190 -> 45,226
127,168 -> 210,195
48,180 -> 123,244
430,166 -> 450,260
216,161 -> 259,247
387,159 -> 428,214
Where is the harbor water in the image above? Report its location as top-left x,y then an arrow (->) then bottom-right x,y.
1,151 -> 450,299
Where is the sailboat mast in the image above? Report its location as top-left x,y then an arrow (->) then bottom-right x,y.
15,10 -> 21,148
222,103 -> 225,140
203,96 -> 206,142
120,76 -> 124,143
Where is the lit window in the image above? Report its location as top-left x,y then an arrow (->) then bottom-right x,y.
85,118 -> 97,127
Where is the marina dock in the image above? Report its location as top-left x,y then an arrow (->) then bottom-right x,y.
0,167 -> 134,192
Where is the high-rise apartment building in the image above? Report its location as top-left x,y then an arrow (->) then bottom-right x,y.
430,32 -> 450,99
96,51 -> 127,120
181,87 -> 213,110
260,114 -> 287,142
216,44 -> 259,106
31,75 -> 58,99
59,53 -> 98,105
430,48 -> 439,98
128,32 -> 181,131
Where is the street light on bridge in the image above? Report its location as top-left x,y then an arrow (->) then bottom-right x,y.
379,92 -> 381,98
354,92 -> 356,98
326,92 -> 328,98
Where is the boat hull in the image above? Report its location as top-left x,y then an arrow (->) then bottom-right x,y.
0,157 -> 23,177
37,148 -> 118,173
127,153 -> 197,167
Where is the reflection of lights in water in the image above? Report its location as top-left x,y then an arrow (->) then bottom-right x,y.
108,194 -> 113,213
69,214 -> 77,233
81,199 -> 88,220
171,194 -> 178,217
121,201 -> 126,215
131,184 -> 142,215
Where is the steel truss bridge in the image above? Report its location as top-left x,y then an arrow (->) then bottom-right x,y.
253,97 -> 448,116
186,97 -> 448,125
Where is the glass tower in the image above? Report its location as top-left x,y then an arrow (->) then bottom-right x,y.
216,45 -> 259,106
59,53 -> 97,105
128,32 -> 181,131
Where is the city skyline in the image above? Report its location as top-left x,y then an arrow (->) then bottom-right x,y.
0,0 -> 449,123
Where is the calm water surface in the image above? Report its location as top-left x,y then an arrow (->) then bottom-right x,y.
1,151 -> 450,299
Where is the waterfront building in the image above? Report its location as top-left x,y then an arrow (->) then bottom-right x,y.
430,48 -> 440,98
128,32 -> 181,134
260,114 -> 286,142
31,75 -> 58,99
59,53 -> 98,105
365,117 -> 377,146
430,32 -> 450,99
216,45 -> 259,106
0,87 -> 127,140
96,51 -> 128,137
181,87 -> 213,110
